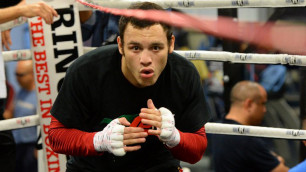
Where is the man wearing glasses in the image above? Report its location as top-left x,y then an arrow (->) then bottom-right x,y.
12,60 -> 38,172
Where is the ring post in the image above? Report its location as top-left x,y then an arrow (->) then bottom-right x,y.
28,0 -> 84,171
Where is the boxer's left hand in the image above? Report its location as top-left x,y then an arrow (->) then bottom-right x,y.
140,99 -> 180,148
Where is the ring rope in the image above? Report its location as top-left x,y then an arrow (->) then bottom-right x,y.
175,50 -> 306,66
205,123 -> 306,140
0,17 -> 27,31
2,49 -> 32,62
4,48 -> 306,66
0,116 -> 304,140
77,0 -> 306,55
85,0 -> 306,8
0,2 -> 305,55
0,115 -> 39,131
1,0 -> 302,28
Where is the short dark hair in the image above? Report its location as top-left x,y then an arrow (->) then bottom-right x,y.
118,2 -> 172,45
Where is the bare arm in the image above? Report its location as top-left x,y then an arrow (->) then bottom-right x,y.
270,152 -> 289,172
3,103 -> 14,119
79,11 -> 93,24
0,1 -> 58,24
271,162 -> 289,172
2,30 -> 12,50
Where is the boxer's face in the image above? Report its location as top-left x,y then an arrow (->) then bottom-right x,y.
118,23 -> 174,88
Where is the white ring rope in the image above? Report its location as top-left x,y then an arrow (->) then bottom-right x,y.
175,50 -> 306,65
0,17 -> 27,31
84,0 -> 306,9
4,48 -> 306,66
0,116 -> 304,140
85,47 -> 306,66
0,115 -> 39,131
205,123 -> 306,140
2,49 -> 32,61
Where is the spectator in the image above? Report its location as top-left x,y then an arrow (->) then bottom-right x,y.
12,60 -> 37,172
211,80 -> 289,172
80,10 -> 120,47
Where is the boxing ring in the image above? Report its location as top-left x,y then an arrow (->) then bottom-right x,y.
1,0 -> 305,171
